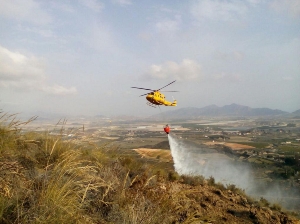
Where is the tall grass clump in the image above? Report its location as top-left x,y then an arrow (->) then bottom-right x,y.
0,113 -> 112,223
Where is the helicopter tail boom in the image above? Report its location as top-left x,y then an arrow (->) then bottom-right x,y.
170,100 -> 177,106
163,99 -> 177,106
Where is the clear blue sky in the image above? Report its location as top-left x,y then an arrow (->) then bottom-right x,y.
0,0 -> 299,117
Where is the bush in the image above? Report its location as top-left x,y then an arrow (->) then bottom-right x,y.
214,182 -> 226,191
258,197 -> 270,207
207,176 -> 215,186
181,175 -> 205,186
168,171 -> 180,181
271,203 -> 282,211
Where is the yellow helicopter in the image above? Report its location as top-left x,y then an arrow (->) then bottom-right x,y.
131,80 -> 178,107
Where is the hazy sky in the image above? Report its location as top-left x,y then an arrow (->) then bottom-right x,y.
1,0 -> 299,117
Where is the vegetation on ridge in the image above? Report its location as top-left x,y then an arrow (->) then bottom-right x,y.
0,112 -> 299,223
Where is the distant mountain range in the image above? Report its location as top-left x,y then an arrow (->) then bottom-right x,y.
292,109 -> 300,115
21,104 -> 299,121
155,103 -> 296,119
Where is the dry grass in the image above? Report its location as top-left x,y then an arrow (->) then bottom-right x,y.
133,148 -> 173,163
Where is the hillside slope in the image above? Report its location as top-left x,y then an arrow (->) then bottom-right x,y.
0,114 -> 299,223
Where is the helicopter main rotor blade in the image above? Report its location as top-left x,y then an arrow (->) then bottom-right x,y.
131,87 -> 155,91
157,80 -> 176,91
139,93 -> 149,97
160,91 -> 179,92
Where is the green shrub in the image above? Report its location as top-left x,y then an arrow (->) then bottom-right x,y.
181,175 -> 205,186
271,203 -> 282,211
258,197 -> 270,207
214,182 -> 226,191
168,171 -> 180,181
207,176 -> 215,185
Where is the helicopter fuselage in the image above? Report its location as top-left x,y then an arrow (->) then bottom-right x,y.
131,80 -> 178,107
146,91 -> 177,106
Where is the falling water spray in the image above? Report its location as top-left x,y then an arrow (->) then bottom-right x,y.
167,134 -> 300,210
168,134 -> 252,188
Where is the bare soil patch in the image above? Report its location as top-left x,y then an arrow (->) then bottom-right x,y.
133,148 -> 172,162
205,141 -> 255,150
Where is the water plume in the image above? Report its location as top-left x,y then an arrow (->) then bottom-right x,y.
168,134 -> 300,210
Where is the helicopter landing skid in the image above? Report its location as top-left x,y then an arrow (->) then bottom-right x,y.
146,102 -> 156,108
